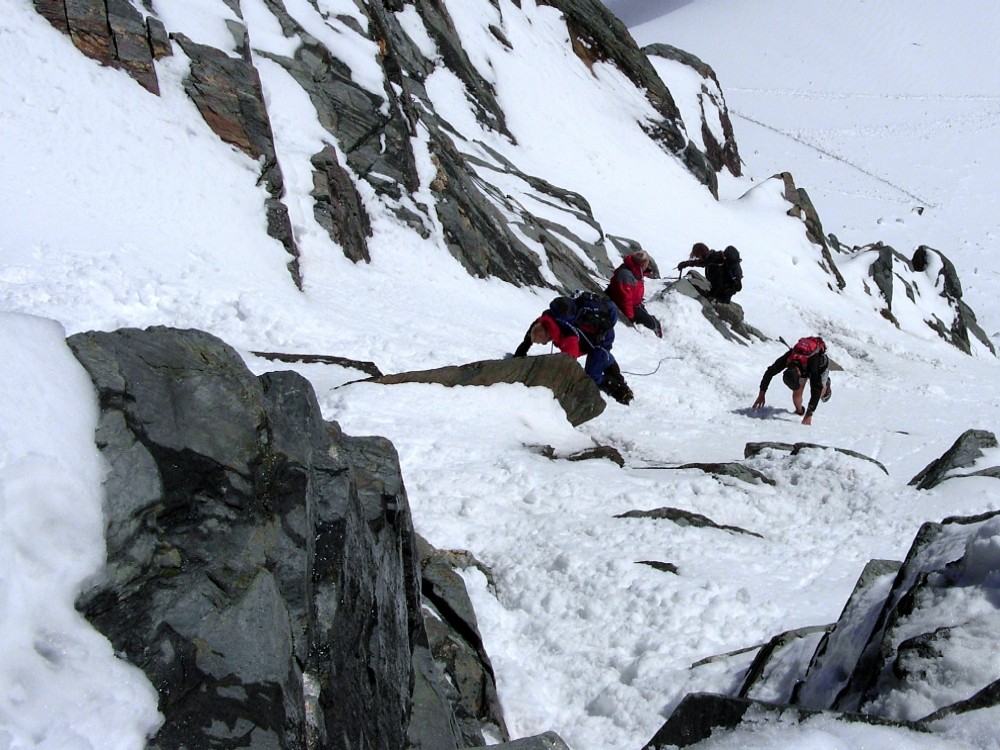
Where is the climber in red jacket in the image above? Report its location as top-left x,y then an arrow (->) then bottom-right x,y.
606,251 -> 662,337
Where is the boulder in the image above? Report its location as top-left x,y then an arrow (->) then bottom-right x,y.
908,429 -> 998,490
369,355 -> 607,426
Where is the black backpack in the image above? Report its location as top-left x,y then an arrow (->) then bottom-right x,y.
722,246 -> 742,287
549,291 -> 617,344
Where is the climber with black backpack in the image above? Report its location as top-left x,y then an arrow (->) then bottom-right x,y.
677,243 -> 743,303
513,291 -> 634,405
751,336 -> 832,425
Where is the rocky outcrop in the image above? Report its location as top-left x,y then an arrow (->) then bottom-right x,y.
172,32 -> 302,287
772,172 -> 847,290
745,441 -> 888,475
416,537 -> 509,747
470,733 -> 572,750
615,507 -> 762,539
908,429 -> 999,490
65,326 -> 496,750
834,240 -> 995,355
642,692 -> 917,750
644,461 -> 776,486
643,43 -> 741,177
34,0 -> 161,94
654,275 -> 767,344
539,0 -> 717,195
251,349 -> 384,378
369,355 -> 607,426
653,510 -> 1000,744
532,443 -> 627,467
912,245 -> 995,355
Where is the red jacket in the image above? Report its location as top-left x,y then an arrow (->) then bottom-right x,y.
607,254 -> 647,320
536,312 -> 582,358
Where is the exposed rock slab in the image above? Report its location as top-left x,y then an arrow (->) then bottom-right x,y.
251,349 -> 383,377
908,429 -> 998,490
792,559 -> 902,710
369,355 -> 606,426
615,507 -> 762,538
639,460 -> 775,486
416,536 -> 509,746
35,0 -> 161,93
745,441 -> 888,475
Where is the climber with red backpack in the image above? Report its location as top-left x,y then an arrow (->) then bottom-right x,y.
751,336 -> 832,425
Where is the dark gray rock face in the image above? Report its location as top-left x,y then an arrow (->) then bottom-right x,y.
469,732 -> 572,750
65,326 -> 472,750
833,511 -> 1000,721
416,536 -> 509,746
369,355 -> 607,426
911,245 -> 996,355
643,43 -> 741,177
908,429 -> 999,490
660,510 -> 1000,742
791,559 -> 902,710
642,692 -> 917,750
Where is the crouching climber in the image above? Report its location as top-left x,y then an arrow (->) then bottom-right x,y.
606,250 -> 662,337
514,291 -> 634,405
751,336 -> 832,425
677,243 -> 743,303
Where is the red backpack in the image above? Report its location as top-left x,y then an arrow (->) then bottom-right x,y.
788,336 -> 826,372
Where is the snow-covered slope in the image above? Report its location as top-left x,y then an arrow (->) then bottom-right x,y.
2,0 -> 1000,748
